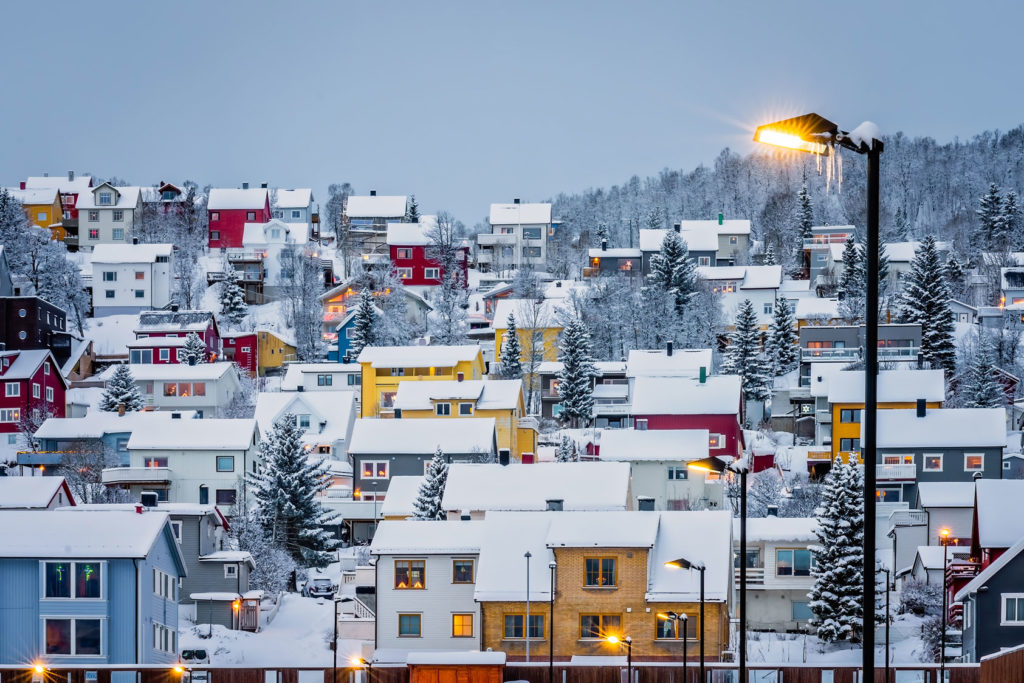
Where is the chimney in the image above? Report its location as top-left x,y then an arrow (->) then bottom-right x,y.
718,213 -> 724,225
43,172 -> 48,178
766,505 -> 779,517
916,399 -> 926,418
68,170 -> 75,182
242,182 -> 249,190
141,491 -> 159,508
673,223 -> 681,233
499,450 -> 510,466
393,408 -> 401,418
546,499 -> 564,511
666,340 -> 673,357
457,372 -> 464,382
460,512 -> 472,521
19,181 -> 25,190
601,239 -> 608,251
170,304 -> 179,312
135,504 -> 144,514
261,182 -> 268,189
637,496 -> 655,511
369,189 -> 377,197
132,237 -> 139,245
118,402 -> 126,417
699,366 -> 707,384
513,198 -> 520,204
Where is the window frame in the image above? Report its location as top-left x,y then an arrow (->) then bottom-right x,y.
923,452 -> 944,472
215,489 -> 237,506
46,387 -> 54,403
584,557 -> 617,588
42,560 -> 105,600
396,248 -> 413,260
458,402 -> 473,416
317,374 -> 333,386
394,559 -> 426,590
398,613 -> 422,637
396,267 -> 413,279
964,453 -> 985,472
655,612 -> 697,640
839,408 -> 862,423
579,614 -> 621,640
504,613 -> 544,640
216,455 -> 235,472
775,548 -> 813,577
709,433 -> 725,448
435,402 -> 452,416
424,267 -> 440,280
362,460 -> 389,480
452,559 -> 475,584
4,382 -> 19,397
44,617 -> 104,657
159,348 -> 170,361
452,613 -> 474,638
1002,593 -> 1024,625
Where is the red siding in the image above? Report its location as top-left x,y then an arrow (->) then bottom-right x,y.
223,334 -> 258,376
632,414 -> 744,458
389,245 -> 469,287
143,326 -> 221,361
0,356 -> 66,434
208,198 -> 271,248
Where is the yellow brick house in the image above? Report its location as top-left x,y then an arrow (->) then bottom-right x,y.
491,299 -> 564,365
357,345 -> 486,418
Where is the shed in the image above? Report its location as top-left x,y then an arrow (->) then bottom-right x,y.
406,651 -> 505,683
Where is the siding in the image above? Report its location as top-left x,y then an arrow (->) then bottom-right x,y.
0,559 -> 40,663
108,560 -> 137,663
139,527 -> 182,664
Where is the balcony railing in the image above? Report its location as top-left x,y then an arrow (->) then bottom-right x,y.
815,409 -> 832,423
889,509 -> 928,528
879,346 -> 920,360
801,348 -> 860,361
101,466 -> 172,485
226,250 -> 267,262
877,463 -> 917,481
807,450 -> 832,461
734,567 -> 765,585
803,235 -> 851,247
477,233 -> 517,246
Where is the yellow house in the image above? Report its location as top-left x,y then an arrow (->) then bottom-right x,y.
824,368 -> 945,462
391,378 -> 537,461
9,187 -> 64,241
357,345 -> 486,418
491,298 -> 563,364
257,329 -> 297,375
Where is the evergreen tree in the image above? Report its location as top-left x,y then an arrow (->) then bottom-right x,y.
405,195 -> 419,223
556,316 -> 598,427
962,341 -> 1005,408
762,243 -> 777,266
99,365 -> 145,412
898,236 -> 957,374
413,447 -> 449,520
839,236 -> 863,299
595,222 -> 610,246
764,297 -> 798,376
893,206 -> 910,241
1004,190 -> 1022,248
809,462 -> 866,644
944,255 -> 966,300
179,331 -> 207,365
348,289 -> 377,358
499,313 -> 524,379
555,435 -> 578,462
218,273 -> 248,327
877,241 -> 891,296
646,231 -> 697,315
721,299 -> 772,402
250,414 -> 339,565
795,182 -> 814,240
977,183 -> 1005,249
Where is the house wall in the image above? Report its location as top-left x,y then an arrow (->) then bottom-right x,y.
293,369 -> 361,391
0,298 -> 68,352
174,514 -> 249,607
92,259 -> 173,316
209,200 -> 271,249
963,549 -> 1024,661
223,334 -> 258,377
130,373 -> 238,417
139,527 -> 183,664
256,332 -> 296,375
400,400 -> 531,460
830,401 -> 942,461
127,445 -> 258,505
493,328 -> 561,364
80,195 -> 139,248
876,446 -> 1002,504
716,234 -> 748,265
0,357 -> 66,435
352,450 -> 491,497
743,539 -> 816,632
627,461 -> 725,510
632,415 -> 742,459
389,245 -> 469,287
359,358 -> 485,418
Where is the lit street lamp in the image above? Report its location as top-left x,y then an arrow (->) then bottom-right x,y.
940,528 -> 952,681
657,612 -> 689,678
606,635 -> 632,682
665,557 -> 706,683
755,113 -> 884,680
548,560 -> 557,683
352,656 -> 372,683
525,550 -> 532,662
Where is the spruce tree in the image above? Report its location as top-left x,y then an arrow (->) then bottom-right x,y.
764,297 -> 798,376
839,236 -> 863,299
1004,190 -> 1021,248
898,236 -> 957,374
555,435 -> 578,462
809,461 -> 866,644
413,447 -> 449,520
977,183 -> 1005,249
944,255 -> 966,300
219,277 -> 248,327
179,331 -> 207,365
250,414 -> 339,565
762,244 -> 778,266
721,299 -> 772,402
405,195 -> 419,223
796,182 -> 814,240
595,222 -> 610,246
499,313 -> 524,379
646,230 -> 697,315
962,341 -> 1005,408
348,289 -> 377,358
893,206 -> 910,241
556,316 -> 598,427
99,365 -> 145,412
877,241 -> 891,296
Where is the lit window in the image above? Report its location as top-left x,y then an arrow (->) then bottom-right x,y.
396,268 -> 413,279
709,433 -> 724,448
135,271 -> 145,280
43,561 -> 102,598
394,560 -> 425,589
965,454 -> 984,471
396,248 -> 413,259
210,212 -> 220,221
452,613 -> 474,637
776,548 -> 813,577
362,460 -> 389,479
45,618 -> 102,656
655,613 -> 696,640
89,228 -> 99,239
579,614 -> 620,640
923,453 -> 943,471
453,559 -> 474,583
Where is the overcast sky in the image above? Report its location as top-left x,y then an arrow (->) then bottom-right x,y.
3,1 -> 1023,223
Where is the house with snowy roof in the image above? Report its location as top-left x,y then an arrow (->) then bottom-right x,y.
908,544 -> 972,587
629,374 -> 744,458
0,295 -> 75,369
76,183 -> 143,248
134,309 -> 222,362
319,277 -> 432,337
888,482 -> 977,585
342,192 -> 408,257
586,242 -> 642,277
678,216 -> 752,266
699,265 -> 783,329
536,359 -> 628,424
491,299 -> 566,365
90,243 -> 174,316
207,187 -> 271,249
357,345 -> 485,418
477,200 -> 553,272
957,533 -> 1024,661
253,389 -> 357,458
23,171 -> 93,238
7,186 -> 64,239
0,508 -> 186,665
280,362 -> 362,392
0,349 -> 67,450
387,217 -> 469,289
638,226 -> 718,273
0,476 -> 75,509
95,362 -> 241,418
970,479 -> 1024,567
272,188 -> 314,225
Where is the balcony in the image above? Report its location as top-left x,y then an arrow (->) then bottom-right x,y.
801,347 -> 860,362
879,346 -> 920,360
807,449 -> 832,462
477,233 -> 516,247
227,250 -> 267,262
803,235 -> 850,247
877,463 -> 917,481
734,567 -> 765,586
101,466 -> 172,485
815,409 -> 832,423
889,509 -> 927,528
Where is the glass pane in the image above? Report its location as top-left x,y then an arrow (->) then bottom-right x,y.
794,550 -> 811,576
580,615 -> 600,638
45,619 -> 71,654
46,562 -> 71,598
528,615 -> 544,638
656,615 -> 675,639
76,619 -> 102,655
1008,598 -> 1017,622
77,563 -> 101,598
505,615 -> 523,638
776,550 -> 793,576
398,614 -> 419,636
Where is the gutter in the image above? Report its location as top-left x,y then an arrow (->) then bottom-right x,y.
133,558 -> 141,663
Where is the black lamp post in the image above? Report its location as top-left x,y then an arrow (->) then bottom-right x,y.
548,560 -> 557,683
658,612 -> 689,678
606,635 -> 632,682
755,113 -> 884,680
880,565 -> 891,683
687,455 -> 748,681
665,557 -> 706,683
940,528 -> 951,681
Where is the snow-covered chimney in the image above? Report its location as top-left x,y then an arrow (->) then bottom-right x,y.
370,189 -> 377,197
513,198 -> 520,205
118,402 -> 126,417
666,341 -> 673,357
916,399 -> 926,418
637,497 -> 655,511
135,504 -> 144,514
68,170 -> 75,182
457,372 -> 464,382
601,239 -> 607,251
242,182 -> 249,190
673,223 -> 680,233
546,499 -> 564,511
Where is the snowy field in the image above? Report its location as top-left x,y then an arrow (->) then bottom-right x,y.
747,615 -> 926,665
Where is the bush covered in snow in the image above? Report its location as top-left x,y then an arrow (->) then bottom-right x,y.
899,580 -> 942,617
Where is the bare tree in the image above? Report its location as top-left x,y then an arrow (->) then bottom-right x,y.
57,442 -> 132,504
279,244 -> 327,360
515,298 -> 549,415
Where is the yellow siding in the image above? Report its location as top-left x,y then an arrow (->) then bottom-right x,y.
359,354 -> 486,418
494,327 -> 561,364
257,331 -> 297,375
21,197 -> 65,241
830,400 -> 942,462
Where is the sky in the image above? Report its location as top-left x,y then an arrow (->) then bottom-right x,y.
3,1 -> 1024,223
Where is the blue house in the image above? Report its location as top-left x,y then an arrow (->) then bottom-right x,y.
330,305 -> 382,363
958,534 -> 1024,661
0,508 -> 186,665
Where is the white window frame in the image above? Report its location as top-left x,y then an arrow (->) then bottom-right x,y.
112,228 -> 125,241
435,402 -> 451,416
709,433 -> 725,448
102,271 -> 117,282
763,302 -> 773,315
291,209 -> 301,219
153,622 -> 176,654
5,382 -> 20,397
224,564 -> 238,578
696,256 -> 711,267
170,521 -> 182,543
112,210 -> 124,222
923,452 -> 944,472
46,387 -> 53,403
458,402 -> 473,416
964,453 -> 985,472
42,560 -> 106,600
240,346 -> 251,353
159,348 -> 170,361
424,267 -> 440,279
44,362 -> 50,375
0,408 -> 20,422
153,568 -> 176,600
32,383 -> 40,399
1002,593 -> 1024,625
396,248 -> 413,259
42,617 -> 106,657
362,460 -> 389,480
396,267 -> 413,279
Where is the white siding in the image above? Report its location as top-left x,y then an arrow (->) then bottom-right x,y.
128,445 -> 261,504
92,258 -> 173,314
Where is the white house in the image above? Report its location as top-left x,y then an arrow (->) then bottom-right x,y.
90,244 -> 174,316
280,363 -> 362,392
103,418 -> 260,506
95,362 -> 242,418
76,183 -> 143,248
699,265 -> 783,328
238,218 -> 309,295
477,201 -> 553,272
253,390 -> 357,458
272,188 -> 314,225
737,517 -> 819,632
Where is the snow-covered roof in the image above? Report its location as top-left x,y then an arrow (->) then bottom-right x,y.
378,476 -> 424,517
490,299 -> 566,331
348,418 -> 495,455
127,337 -> 189,348
406,652 -> 506,666
25,175 -> 93,194
76,185 -> 142,210
974,480 -> 1024,549
871,408 -> 1005,448
489,202 -> 551,225
391,379 -> 521,411
7,187 -> 59,205
252,391 -> 356,443
442,462 -> 631,512
740,265 -> 783,289
0,509 -> 175,559
127,419 -> 257,451
646,510 -> 733,602
280,363 -> 360,391
357,345 -> 481,368
537,361 -> 626,376
370,520 -> 486,555
207,188 -> 268,210
780,279 -> 812,294
547,510 -> 660,548
679,218 -> 751,235
136,309 -> 215,333
795,298 -> 840,320
592,383 -> 628,399
914,545 -> 971,571
0,349 -> 54,380
473,512 -> 556,601
97,362 -> 235,382
916,482 -> 976,509
386,218 -> 438,246
697,265 -> 746,281
0,477 -> 74,509
242,220 -> 309,246
274,188 -> 312,209
739,517 -> 817,543
35,411 -> 197,440
957,533 -> 1024,602
199,550 -> 256,568
346,195 -> 407,218
827,369 -> 945,404
91,243 -> 173,264
630,375 -> 741,415
599,429 -> 709,462
639,229 -> 717,253
626,348 -> 712,378
588,247 -> 642,258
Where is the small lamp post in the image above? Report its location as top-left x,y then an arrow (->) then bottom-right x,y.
606,635 -> 632,682
880,565 -> 891,683
352,656 -> 372,683
548,560 -> 557,683
525,551 -> 532,662
940,528 -> 952,681
658,612 -> 689,677
665,557 -> 706,683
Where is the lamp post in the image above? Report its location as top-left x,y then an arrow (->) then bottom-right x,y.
548,560 -> 557,683
352,657 -> 372,683
940,528 -> 951,681
525,550 -> 532,662
880,565 -> 891,683
755,113 -> 884,680
665,557 -> 706,683
688,455 -> 748,681
606,635 -> 632,683
657,612 -> 689,679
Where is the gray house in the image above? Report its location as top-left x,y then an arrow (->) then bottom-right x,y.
872,407 -> 1006,503
957,534 -> 1024,661
797,323 -> 922,390
0,245 -> 12,296
586,245 -> 642,277
638,227 -> 718,274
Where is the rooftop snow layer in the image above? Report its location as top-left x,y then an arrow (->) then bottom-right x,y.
0,477 -> 72,508
280,363 -> 360,391
378,476 -> 424,517
274,189 -> 312,209
441,462 -> 630,512
91,243 -> 173,264
348,418 -> 495,455
916,482 -> 976,508
915,544 -> 972,570
546,510 -> 660,548
871,408 -> 1005,448
828,369 -> 945,404
630,375 -> 741,415
97,362 -> 235,382
346,195 -> 407,218
370,519 -> 486,555
25,175 -> 93,194
386,219 -> 437,246
35,411 -> 197,440
391,379 -> 521,411
587,247 -> 642,258
626,348 -> 712,378
0,509 -> 172,558
252,391 -> 356,442
678,219 -> 752,235
207,188 -> 268,210
974,480 -> 1024,549
76,186 -> 142,210
490,299 -> 566,331
957,533 -> 1024,602
646,510 -> 733,602
599,429 -> 709,461
357,345 -> 481,368
136,309 -> 214,332
473,512 -> 555,601
737,517 -> 817,543
127,418 -> 257,450
638,228 -> 717,253
795,298 -> 839,320
0,349 -> 53,380
489,202 -> 551,225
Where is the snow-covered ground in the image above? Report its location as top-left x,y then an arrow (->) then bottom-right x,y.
84,313 -> 141,355
747,614 -> 927,665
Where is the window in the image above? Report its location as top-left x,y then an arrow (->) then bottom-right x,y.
776,548 -> 812,577
839,438 -> 860,452
105,290 -> 115,299
522,247 -> 542,258
523,227 -> 542,240
965,453 -> 984,471
504,614 -> 544,639
112,228 -> 124,241
130,349 -> 153,364
88,211 -> 99,222
224,565 -> 238,578
297,414 -> 311,428
18,308 -> 26,318
424,267 -> 440,280
317,374 -> 333,386
697,256 -> 711,266
435,402 -> 451,416
162,190 -> 177,201
247,212 -> 256,221
44,561 -> 102,599
32,383 -> 40,399
584,558 -> 617,587
210,231 -> 220,241
453,559 -> 474,583
113,210 -> 124,222
37,211 -> 48,222
792,601 -> 813,621
211,212 -> 220,221
159,349 -> 169,361
840,409 -> 862,423
291,210 -> 301,219
709,433 -> 725,448
656,613 -> 697,640
199,486 -> 209,505
154,622 -> 176,654
729,235 -> 738,245
924,453 -> 943,472
348,374 -> 361,386
216,489 -> 236,505
395,560 -> 425,589
876,488 -> 902,502
99,192 -> 112,205
89,228 -> 99,239
5,382 -> 20,397
735,548 -> 760,569
135,290 -> 145,298
217,456 -> 235,472
396,248 -> 413,259
362,460 -> 389,479
240,346 -> 250,353
668,466 -> 688,480
635,418 -> 647,431
0,408 -> 21,422
1006,461 -> 1012,470
272,210 -> 283,219
763,302 -> 773,315
44,362 -> 50,375
156,255 -> 169,263
46,387 -> 54,403
102,271 -> 117,282
450,613 -> 475,637
396,268 -> 413,279
170,521 -> 182,542
45,618 -> 102,656
1003,594 -> 1024,624
458,403 -> 473,416
398,614 -> 421,637
135,271 -> 145,280
580,614 -> 620,640
154,568 -> 176,600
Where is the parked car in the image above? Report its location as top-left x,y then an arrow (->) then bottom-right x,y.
302,576 -> 337,598
181,649 -> 210,665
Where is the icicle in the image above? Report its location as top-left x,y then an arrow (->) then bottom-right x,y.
816,153 -> 822,175
825,144 -> 833,194
836,147 -> 843,194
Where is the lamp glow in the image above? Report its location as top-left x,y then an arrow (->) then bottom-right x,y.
605,635 -> 620,644
173,666 -> 185,675
34,664 -> 45,674
753,129 -> 828,155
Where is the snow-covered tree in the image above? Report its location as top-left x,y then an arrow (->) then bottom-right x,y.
428,271 -> 469,346
250,414 -> 339,565
893,206 -> 910,241
405,195 -> 419,223
348,290 -> 377,358
646,231 -> 697,315
595,222 -> 610,246
179,331 -> 207,366
555,435 -> 578,462
37,244 -> 90,335
376,275 -> 418,346
556,316 -> 598,427
877,241 -> 891,296
809,461 -> 866,644
99,365 -> 145,412
499,313 -> 523,379
839,234 -> 862,292
231,507 -> 297,594
944,255 -> 966,301
279,244 -> 327,361
962,341 -> 1005,408
413,447 -> 449,520
764,296 -> 798,376
218,255 -> 248,326
977,183 -> 1006,249
721,299 -> 772,403
762,243 -> 777,266
1004,190 -> 1021,248
898,236 -> 956,374
795,182 -> 814,240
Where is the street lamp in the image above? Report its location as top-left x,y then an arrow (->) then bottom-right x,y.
525,551 -> 532,663
756,113 -> 884,680
687,455 -> 749,682
940,528 -> 952,681
665,557 -> 706,683
880,565 -> 891,683
548,560 -> 557,683
333,596 -> 353,681
657,612 -> 689,678
606,635 -> 632,682
352,656 -> 372,683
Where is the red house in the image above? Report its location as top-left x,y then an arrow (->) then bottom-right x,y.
134,310 -> 222,362
221,332 -> 258,376
630,375 -> 744,458
127,337 -> 186,365
386,222 -> 469,287
0,349 -> 67,438
207,188 -> 271,249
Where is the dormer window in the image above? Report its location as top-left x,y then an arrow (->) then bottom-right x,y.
271,229 -> 281,239
162,190 -> 176,201
99,192 -> 112,205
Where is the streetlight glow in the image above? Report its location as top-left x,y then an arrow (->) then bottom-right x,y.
605,635 -> 620,645
172,666 -> 185,675
34,664 -> 45,674
752,129 -> 828,155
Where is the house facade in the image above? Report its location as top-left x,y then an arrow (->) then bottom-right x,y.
95,362 -> 241,418
958,534 -> 1024,662
387,220 -> 470,288
253,390 -> 357,458
491,299 -> 564,365
273,188 -> 314,225
0,296 -> 74,368
8,187 -> 64,240
23,172 -> 93,246
76,184 -> 142,248
739,518 -> 819,632
207,188 -> 271,249
477,201 -> 553,272
91,244 -> 174,316
357,345 -> 486,418
630,375 -> 744,458
0,350 -> 67,448
135,310 -> 222,362
638,227 -> 718,273
281,363 -> 362,392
